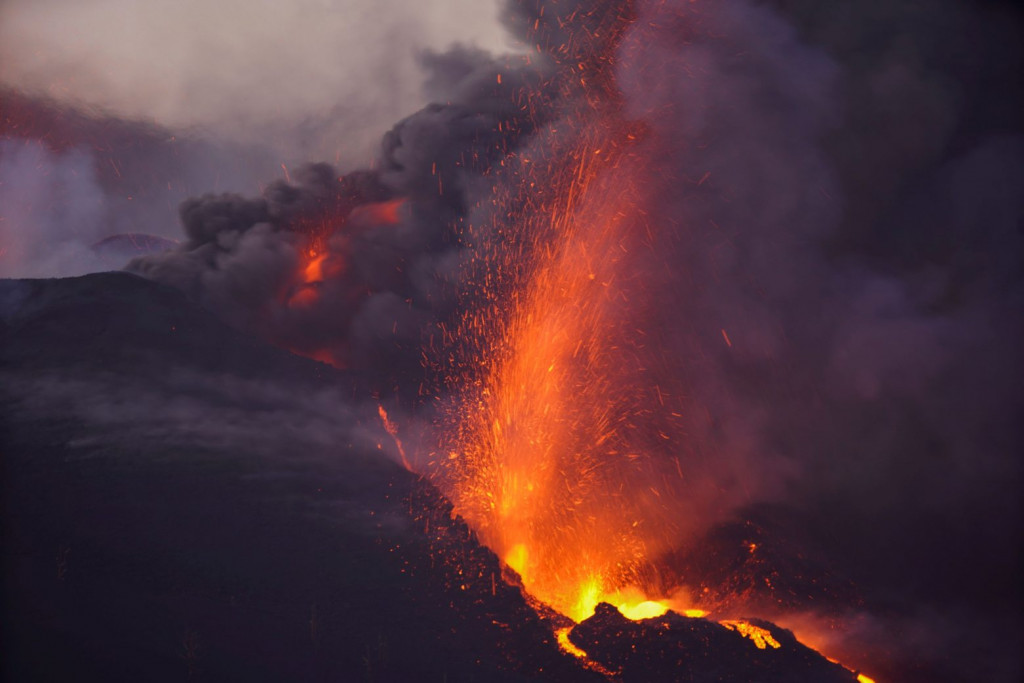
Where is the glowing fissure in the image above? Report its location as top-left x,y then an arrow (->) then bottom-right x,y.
721,620 -> 782,650
378,404 -> 412,471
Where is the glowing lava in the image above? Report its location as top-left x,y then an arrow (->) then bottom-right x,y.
427,3 -> 880,680
378,404 -> 412,471
721,621 -> 782,650
433,2 -> 693,625
437,127 -> 692,621
555,627 -> 588,659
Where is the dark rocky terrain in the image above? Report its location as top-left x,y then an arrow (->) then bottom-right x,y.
1,272 -> 594,682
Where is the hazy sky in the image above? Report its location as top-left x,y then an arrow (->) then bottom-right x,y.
0,0 -> 509,162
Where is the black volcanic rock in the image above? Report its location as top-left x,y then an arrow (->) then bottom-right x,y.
568,603 -> 859,683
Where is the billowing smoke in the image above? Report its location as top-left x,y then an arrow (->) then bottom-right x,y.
126,43 -> 557,393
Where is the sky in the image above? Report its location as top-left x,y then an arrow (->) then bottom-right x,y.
0,0 -> 509,163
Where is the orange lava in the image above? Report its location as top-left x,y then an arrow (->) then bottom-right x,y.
437,130 -> 689,621
431,2 -> 696,625
378,404 -> 412,471
304,250 -> 328,283
721,621 -> 782,650
555,627 -> 588,659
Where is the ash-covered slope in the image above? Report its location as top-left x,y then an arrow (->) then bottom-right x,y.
0,273 -> 594,682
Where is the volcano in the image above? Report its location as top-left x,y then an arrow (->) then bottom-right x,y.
1,273 -> 869,681
2,0 -> 1022,681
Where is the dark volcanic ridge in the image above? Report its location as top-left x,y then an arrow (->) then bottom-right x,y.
0,273 -> 592,682
2,272 -> 874,682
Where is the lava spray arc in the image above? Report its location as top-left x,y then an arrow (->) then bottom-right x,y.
433,1 -> 698,622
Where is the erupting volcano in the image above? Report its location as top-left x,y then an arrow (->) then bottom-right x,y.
2,0 -> 1022,681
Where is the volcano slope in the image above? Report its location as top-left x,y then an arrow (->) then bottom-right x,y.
1,272 -> 860,683
0,272 -> 594,682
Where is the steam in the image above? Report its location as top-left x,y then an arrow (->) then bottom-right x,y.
0,139 -> 110,278
0,91 -> 295,277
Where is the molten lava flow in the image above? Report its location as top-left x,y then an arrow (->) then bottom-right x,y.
554,627 -> 615,676
721,621 -> 782,650
378,404 -> 412,471
555,627 -> 587,659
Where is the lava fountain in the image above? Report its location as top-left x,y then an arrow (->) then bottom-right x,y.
433,1 -> 698,623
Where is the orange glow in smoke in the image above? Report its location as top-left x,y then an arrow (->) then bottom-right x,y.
287,247 -> 331,309
304,250 -> 328,283
304,347 -> 340,367
350,198 -> 407,226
